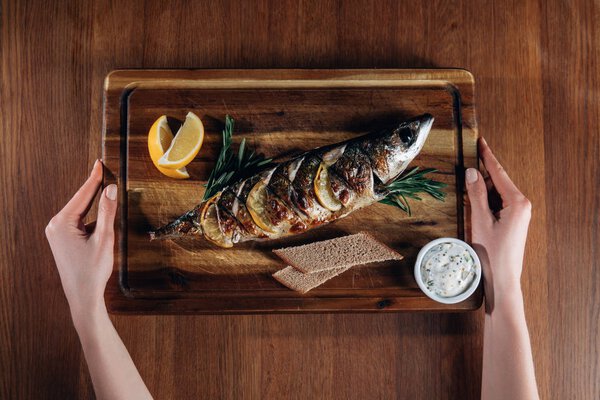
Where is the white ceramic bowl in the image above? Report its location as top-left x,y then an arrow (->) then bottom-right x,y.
414,237 -> 482,304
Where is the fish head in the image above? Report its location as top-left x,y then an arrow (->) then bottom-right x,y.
393,113 -> 434,162
362,114 -> 434,185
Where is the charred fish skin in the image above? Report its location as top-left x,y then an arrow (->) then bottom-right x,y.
150,114 -> 434,246
236,174 -> 262,204
266,161 -> 313,224
318,145 -> 355,207
267,162 -> 301,215
263,187 -> 307,233
214,205 -> 237,246
290,154 -> 331,222
329,144 -> 375,202
216,189 -> 247,243
263,164 -> 308,233
227,181 -> 269,239
328,169 -> 355,206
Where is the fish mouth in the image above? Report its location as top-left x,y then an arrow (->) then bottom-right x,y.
418,113 -> 434,136
415,114 -> 434,149
412,113 -> 434,145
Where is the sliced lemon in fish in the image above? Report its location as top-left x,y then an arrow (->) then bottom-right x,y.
158,111 -> 205,170
314,163 -> 342,211
200,194 -> 232,248
147,115 -> 190,179
202,204 -> 231,248
246,181 -> 278,234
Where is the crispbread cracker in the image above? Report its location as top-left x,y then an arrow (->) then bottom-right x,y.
273,232 -> 403,273
272,265 -> 351,294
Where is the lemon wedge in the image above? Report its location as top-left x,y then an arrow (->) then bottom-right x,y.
246,181 -> 278,234
200,194 -> 232,248
147,116 -> 190,179
314,163 -> 342,211
158,111 -> 205,170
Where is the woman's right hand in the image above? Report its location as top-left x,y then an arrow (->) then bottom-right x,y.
45,160 -> 118,319
465,138 -> 532,311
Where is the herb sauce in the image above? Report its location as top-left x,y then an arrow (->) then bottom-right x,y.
420,242 -> 477,297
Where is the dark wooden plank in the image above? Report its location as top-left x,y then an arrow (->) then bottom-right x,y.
0,1 -> 96,399
540,1 -> 600,399
2,0 -> 598,399
463,1 -> 554,397
102,69 -> 480,313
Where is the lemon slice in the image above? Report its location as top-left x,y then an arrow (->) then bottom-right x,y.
200,194 -> 232,248
246,181 -> 278,234
158,111 -> 205,170
314,163 -> 342,211
147,115 -> 189,179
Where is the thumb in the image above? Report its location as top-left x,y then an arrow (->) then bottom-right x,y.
95,184 -> 118,242
465,168 -> 493,224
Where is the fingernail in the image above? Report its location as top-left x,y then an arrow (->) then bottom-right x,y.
481,137 -> 488,146
466,168 -> 478,183
106,184 -> 117,200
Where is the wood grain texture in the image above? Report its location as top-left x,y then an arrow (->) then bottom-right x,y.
541,1 -> 600,399
1,0 -> 598,399
103,69 -> 481,313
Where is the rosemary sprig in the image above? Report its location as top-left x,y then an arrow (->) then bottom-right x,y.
379,167 -> 447,216
202,115 -> 272,201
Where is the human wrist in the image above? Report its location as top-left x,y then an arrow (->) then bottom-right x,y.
493,277 -> 522,298
70,298 -> 108,334
490,282 -> 525,318
484,271 -> 524,315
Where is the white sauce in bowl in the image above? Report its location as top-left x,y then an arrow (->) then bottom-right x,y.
420,242 -> 477,297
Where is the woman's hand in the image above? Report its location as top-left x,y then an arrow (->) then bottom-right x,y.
465,138 -> 532,311
45,161 -> 153,400
45,160 -> 117,318
469,139 -> 540,399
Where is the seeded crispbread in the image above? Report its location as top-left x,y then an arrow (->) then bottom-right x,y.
273,232 -> 403,273
272,265 -> 351,294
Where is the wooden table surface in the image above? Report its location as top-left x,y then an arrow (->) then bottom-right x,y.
1,1 -> 598,399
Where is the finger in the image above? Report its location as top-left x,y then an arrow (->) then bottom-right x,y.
477,160 -> 494,192
60,160 -> 103,218
94,184 -> 118,242
479,138 -> 524,204
465,168 -> 494,224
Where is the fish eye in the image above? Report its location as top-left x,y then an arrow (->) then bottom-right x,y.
398,127 -> 415,145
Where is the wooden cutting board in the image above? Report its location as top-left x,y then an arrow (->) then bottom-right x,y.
102,69 -> 481,314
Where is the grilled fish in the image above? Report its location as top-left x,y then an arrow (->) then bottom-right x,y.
149,114 -> 434,247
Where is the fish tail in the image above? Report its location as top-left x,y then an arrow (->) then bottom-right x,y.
149,205 -> 203,240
